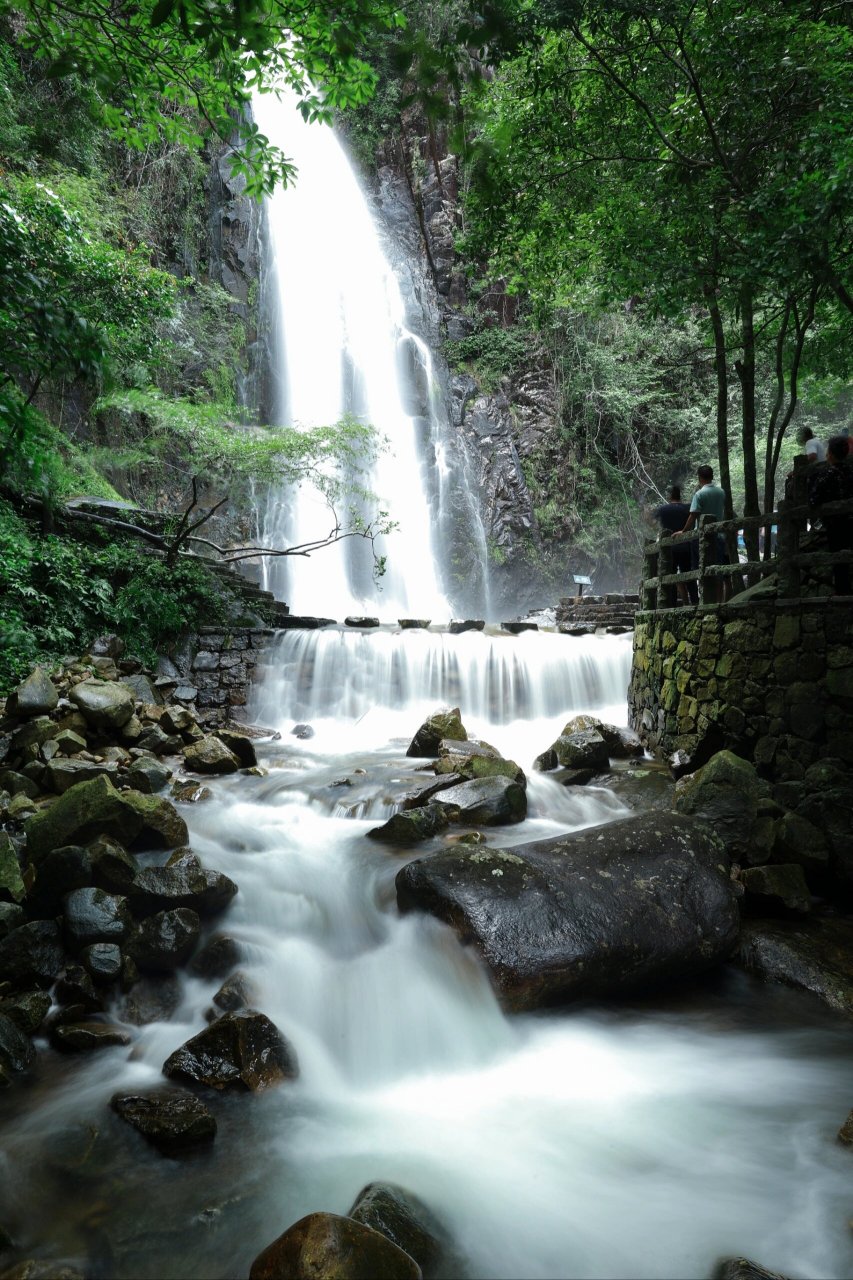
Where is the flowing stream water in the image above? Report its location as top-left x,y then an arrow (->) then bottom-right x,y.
1,101 -> 851,1280
1,631 -> 852,1280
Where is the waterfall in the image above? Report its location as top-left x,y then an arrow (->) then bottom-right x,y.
250,88 -> 475,619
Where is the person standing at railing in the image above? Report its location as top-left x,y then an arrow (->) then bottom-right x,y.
677,465 -> 731,602
797,425 -> 827,463
806,435 -> 853,596
650,485 -> 698,605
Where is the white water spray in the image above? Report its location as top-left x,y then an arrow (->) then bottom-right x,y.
251,88 -> 452,618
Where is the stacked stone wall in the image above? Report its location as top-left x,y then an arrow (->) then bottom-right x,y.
178,628 -> 273,724
629,601 -> 853,776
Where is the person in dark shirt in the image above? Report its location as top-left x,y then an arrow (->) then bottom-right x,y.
652,485 -> 697,604
807,435 -> 853,595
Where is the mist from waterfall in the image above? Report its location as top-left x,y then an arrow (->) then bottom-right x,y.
250,87 -> 478,620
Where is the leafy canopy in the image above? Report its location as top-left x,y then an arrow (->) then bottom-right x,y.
7,0 -> 408,194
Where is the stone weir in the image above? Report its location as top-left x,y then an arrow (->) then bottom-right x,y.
557,593 -> 638,636
629,598 -> 853,778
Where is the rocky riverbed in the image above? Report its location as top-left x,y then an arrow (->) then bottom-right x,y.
0,646 -> 852,1280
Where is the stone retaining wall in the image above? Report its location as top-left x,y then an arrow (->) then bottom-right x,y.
629,601 -> 853,775
176,628 -> 274,724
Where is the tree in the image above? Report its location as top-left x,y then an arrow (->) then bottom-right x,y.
5,0 -> 408,194
463,0 -> 853,528
0,178 -> 175,481
89,388 -> 395,575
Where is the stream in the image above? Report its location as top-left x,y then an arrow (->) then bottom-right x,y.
1,629 -> 852,1280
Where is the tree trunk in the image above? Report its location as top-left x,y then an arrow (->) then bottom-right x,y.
706,293 -> 732,519
735,286 -> 760,565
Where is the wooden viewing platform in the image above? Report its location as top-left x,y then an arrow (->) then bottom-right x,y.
641,461 -> 853,612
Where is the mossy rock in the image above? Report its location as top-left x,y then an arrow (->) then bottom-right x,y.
406,708 -> 467,758
25,775 -> 187,863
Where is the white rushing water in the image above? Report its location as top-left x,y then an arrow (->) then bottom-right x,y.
250,88 -> 455,619
2,633 -> 852,1280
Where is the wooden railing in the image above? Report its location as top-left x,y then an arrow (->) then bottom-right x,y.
641,461 -> 853,611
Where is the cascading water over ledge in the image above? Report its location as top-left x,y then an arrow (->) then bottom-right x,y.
250,88 -> 488,619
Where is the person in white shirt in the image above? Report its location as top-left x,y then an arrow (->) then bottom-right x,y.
797,426 -> 826,463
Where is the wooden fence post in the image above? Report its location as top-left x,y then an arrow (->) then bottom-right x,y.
642,540 -> 658,611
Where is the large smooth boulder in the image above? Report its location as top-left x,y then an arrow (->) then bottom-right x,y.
396,812 -> 738,1011
63,887 -> 132,948
7,668 -> 58,717
406,708 -> 467,758
69,679 -> 135,731
163,1010 -> 298,1092
367,805 -> 450,846
25,776 -> 187,862
674,750 -> 763,860
111,1088 -> 216,1154
128,848 -> 237,918
249,1213 -> 422,1280
183,736 -> 240,775
430,776 -> 527,826
348,1183 -> 446,1277
0,920 -> 64,988
127,908 -> 199,972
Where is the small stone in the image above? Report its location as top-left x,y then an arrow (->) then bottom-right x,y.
291,723 -> 314,740
837,1108 -> 853,1146
211,970 -> 256,1013
0,833 -> 25,904
63,887 -> 132,949
171,781 -> 212,804
111,1088 -> 216,1154
368,804 -> 450,845
126,759 -> 172,794
189,934 -> 243,979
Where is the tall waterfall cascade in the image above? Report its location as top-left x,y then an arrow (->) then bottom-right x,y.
251,88 -> 485,619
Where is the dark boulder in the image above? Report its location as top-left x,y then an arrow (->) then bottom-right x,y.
401,776 -> 466,811
406,708 -> 467,758
0,903 -> 25,940
738,865 -> 811,916
249,1212 -> 422,1280
31,846 -> 93,912
348,1182 -> 446,1276
128,849 -> 237,919
45,759 -> 117,794
0,920 -> 64,988
189,934 -> 243,979
674,750 -> 763,860
111,1088 -> 216,1154
396,812 -> 738,1011
163,1010 -> 298,1092
87,837 -> 139,895
50,1021 -> 132,1052
430,776 -> 527,826
0,989 -> 50,1035
127,908 -> 200,972
120,974 -> 182,1026
712,1260 -> 791,1280
0,834 -> 24,905
25,776 -> 187,862
367,805 -> 450,845
6,667 -> 59,717
80,943 -> 122,984
183,736 -> 240,775
55,965 -> 102,1013
211,970 -> 256,1014
552,731 -> 609,770
0,1011 -> 35,1074
126,758 -> 172,795
63,887 -> 131,949
736,917 -> 853,1018
217,729 -> 258,768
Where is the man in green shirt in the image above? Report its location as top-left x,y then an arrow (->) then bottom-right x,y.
678,465 -> 730,600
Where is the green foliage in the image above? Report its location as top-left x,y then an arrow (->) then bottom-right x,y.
0,499 -> 236,689
0,175 -> 176,482
444,323 -> 531,390
9,0 -> 408,195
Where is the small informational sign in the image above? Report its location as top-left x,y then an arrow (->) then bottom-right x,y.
573,575 -> 592,586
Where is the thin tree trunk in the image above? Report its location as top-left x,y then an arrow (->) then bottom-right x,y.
706,292 -> 732,519
735,286 -> 760,563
